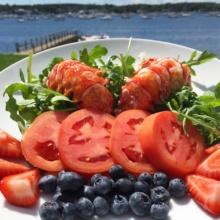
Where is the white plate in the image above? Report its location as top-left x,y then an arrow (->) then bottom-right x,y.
0,38 -> 219,220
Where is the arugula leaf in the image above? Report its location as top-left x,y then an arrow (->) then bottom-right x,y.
3,54 -> 76,133
76,44 -> 108,68
4,81 -> 76,133
39,56 -> 64,86
182,50 -> 217,76
166,84 -> 220,146
102,38 -> 135,107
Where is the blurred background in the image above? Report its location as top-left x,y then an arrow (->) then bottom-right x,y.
1,0 -> 220,70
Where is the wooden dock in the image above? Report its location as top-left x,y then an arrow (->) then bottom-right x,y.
15,30 -> 79,55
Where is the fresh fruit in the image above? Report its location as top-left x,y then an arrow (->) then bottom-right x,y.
186,174 -> 220,216
150,186 -> 170,204
152,172 -> 169,188
93,196 -> 109,217
58,108 -> 115,175
39,201 -> 60,220
0,128 -> 23,158
204,143 -> 220,155
150,202 -> 169,220
76,197 -> 95,219
109,194 -> 129,215
196,148 -> 220,179
0,158 -> 30,179
57,170 -> 87,192
168,178 -> 188,198
38,165 -> 188,219
139,111 -> 205,177
129,192 -> 151,216
0,168 -> 40,207
21,111 -> 69,172
38,175 -> 57,193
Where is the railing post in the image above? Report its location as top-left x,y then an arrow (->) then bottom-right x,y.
15,42 -> 20,52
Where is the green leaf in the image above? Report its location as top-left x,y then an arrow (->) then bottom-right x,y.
182,50 -> 217,76
4,82 -> 76,133
165,84 -> 220,146
71,51 -> 78,60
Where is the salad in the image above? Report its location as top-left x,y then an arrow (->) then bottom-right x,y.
1,39 -> 220,220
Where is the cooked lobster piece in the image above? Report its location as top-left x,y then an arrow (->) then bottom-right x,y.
47,59 -> 114,114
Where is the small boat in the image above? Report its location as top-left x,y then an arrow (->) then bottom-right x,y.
80,34 -> 110,41
140,14 -> 153,19
54,15 -> 65,21
100,14 -> 113,20
167,13 -> 178,18
17,19 -> 25,23
121,13 -> 131,19
181,12 -> 191,17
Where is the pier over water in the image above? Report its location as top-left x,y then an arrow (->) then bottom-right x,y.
15,29 -> 79,55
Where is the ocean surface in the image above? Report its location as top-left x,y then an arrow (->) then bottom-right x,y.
1,12 -> 220,57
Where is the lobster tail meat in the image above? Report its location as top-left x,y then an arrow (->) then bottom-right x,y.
157,57 -> 191,92
79,84 -> 114,114
117,57 -> 191,114
47,59 -> 114,114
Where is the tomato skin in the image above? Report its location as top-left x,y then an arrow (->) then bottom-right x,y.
21,111 -> 69,172
58,108 -> 115,175
109,109 -> 156,176
139,111 -> 205,178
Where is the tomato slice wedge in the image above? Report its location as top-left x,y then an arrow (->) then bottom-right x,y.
109,109 -> 156,176
139,111 -> 205,178
58,108 -> 115,175
21,111 -> 69,172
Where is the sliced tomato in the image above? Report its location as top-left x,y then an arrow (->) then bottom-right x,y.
109,109 -> 156,176
139,111 -> 205,178
21,111 -> 69,172
58,108 -> 115,175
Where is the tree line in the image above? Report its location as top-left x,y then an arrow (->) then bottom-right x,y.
1,2 -> 220,15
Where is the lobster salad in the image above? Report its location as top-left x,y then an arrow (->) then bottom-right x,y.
1,39 -> 220,220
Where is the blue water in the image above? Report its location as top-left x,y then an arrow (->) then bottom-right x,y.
1,12 -> 220,57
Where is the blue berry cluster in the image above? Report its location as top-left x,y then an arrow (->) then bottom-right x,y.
38,165 -> 188,220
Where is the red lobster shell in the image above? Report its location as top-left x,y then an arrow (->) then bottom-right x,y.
47,59 -> 114,114
116,57 -> 191,114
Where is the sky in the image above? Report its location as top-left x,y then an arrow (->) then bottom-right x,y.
1,0 -> 220,6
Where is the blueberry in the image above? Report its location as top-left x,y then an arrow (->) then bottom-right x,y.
125,172 -> 137,183
109,194 -> 129,215
61,202 -> 76,220
129,192 -> 151,216
168,178 -> 188,198
133,180 -> 150,194
76,197 -> 95,219
78,185 -> 96,202
57,171 -> 86,191
93,176 -> 112,195
38,175 -> 57,193
39,201 -> 60,220
152,172 -> 169,188
93,196 -> 109,216
109,165 -> 125,180
90,173 -> 102,186
138,172 -> 152,186
150,186 -> 170,204
116,178 -> 133,196
150,202 -> 169,220
53,190 -> 75,206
